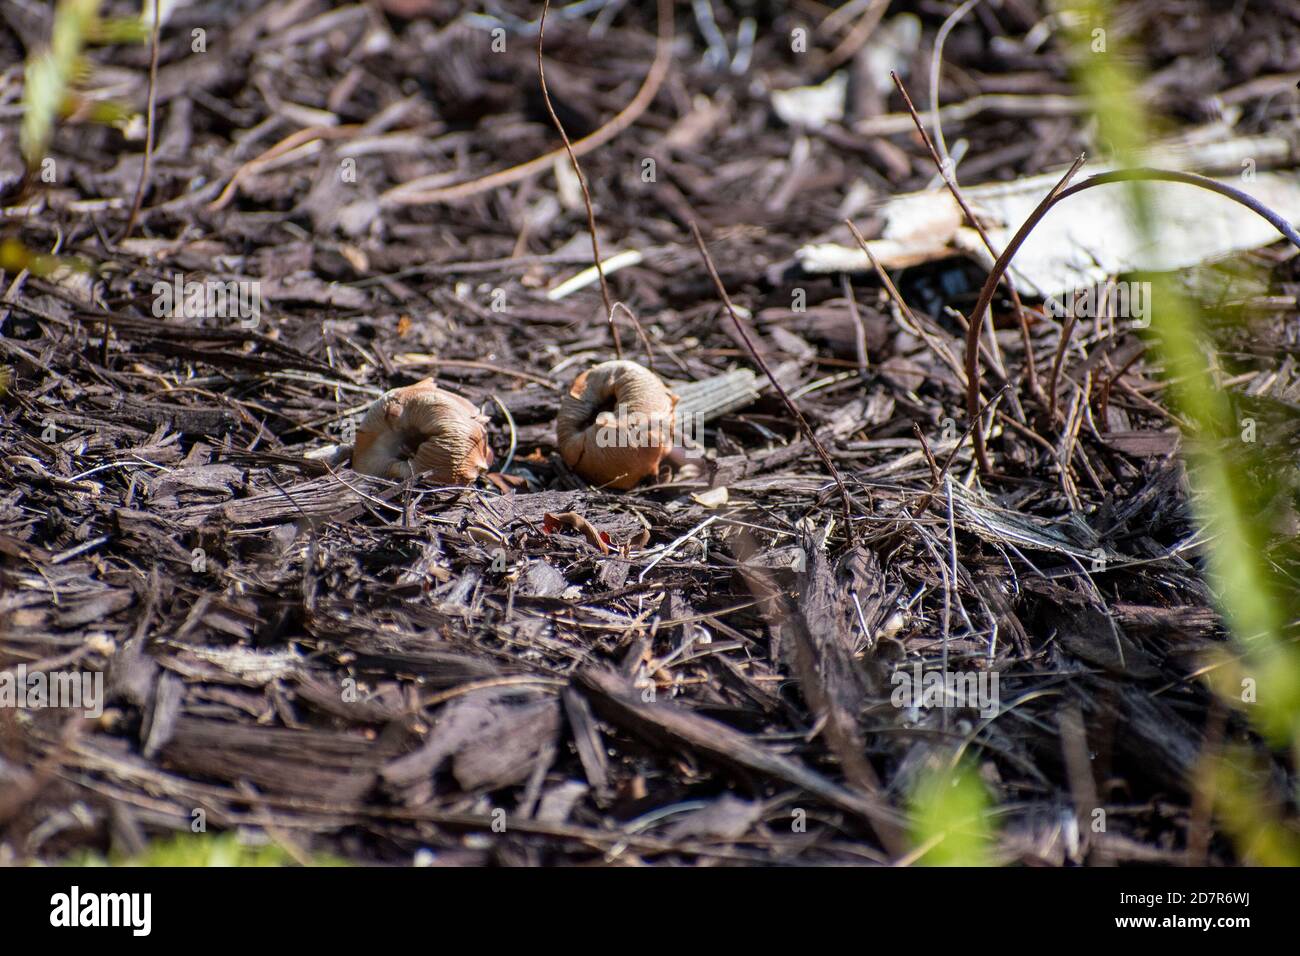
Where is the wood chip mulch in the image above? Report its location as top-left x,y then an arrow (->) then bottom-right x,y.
2,0 -> 1299,865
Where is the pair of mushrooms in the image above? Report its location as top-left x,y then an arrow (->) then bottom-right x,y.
351,360 -> 676,491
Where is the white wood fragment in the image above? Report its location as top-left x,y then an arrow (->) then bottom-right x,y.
546,250 -> 644,301
802,129 -> 1300,296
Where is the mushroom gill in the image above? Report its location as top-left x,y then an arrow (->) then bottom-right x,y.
353,379 -> 492,484
555,360 -> 677,490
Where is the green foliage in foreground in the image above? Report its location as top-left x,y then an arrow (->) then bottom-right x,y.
1061,0 -> 1300,863
20,0 -> 147,168
21,0 -> 101,169
7,0 -> 145,277
909,2 -> 1300,867
1209,747 -> 1300,866
63,832 -> 348,867
909,759 -> 994,866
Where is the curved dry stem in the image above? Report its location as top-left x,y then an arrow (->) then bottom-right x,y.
691,222 -> 858,544
207,124 -> 361,213
537,0 -> 618,357
964,162 -> 1300,473
927,0 -> 980,166
119,0 -> 161,241
382,0 -> 673,207
1056,168 -> 1300,247
611,301 -> 656,372
892,72 -> 1043,407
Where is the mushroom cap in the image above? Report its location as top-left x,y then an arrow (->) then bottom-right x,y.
556,360 -> 677,490
353,379 -> 493,484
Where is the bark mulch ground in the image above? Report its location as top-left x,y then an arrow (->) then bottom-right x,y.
2,0 -> 1299,865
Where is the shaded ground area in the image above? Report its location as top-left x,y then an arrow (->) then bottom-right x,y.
2,0 -> 1299,864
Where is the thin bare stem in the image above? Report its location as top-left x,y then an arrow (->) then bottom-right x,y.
691,222 -> 857,545
1048,311 -> 1077,421
844,219 -> 966,387
207,125 -> 361,213
383,0 -> 673,207
538,0 -> 619,358
927,0 -> 980,166
891,71 -> 1043,406
961,158 -> 1300,473
963,155 -> 1087,473
840,272 -> 869,379
611,301 -> 656,371
1056,167 -> 1300,247
119,0 -> 161,241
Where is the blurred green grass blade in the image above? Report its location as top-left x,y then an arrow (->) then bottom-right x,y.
0,237 -> 63,276
89,16 -> 150,45
1207,747 -> 1300,865
19,0 -> 103,169
63,832 -> 349,866
909,758 -> 995,866
1059,0 -> 1300,849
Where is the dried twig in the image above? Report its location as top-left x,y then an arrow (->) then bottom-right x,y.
118,0 -> 161,241
207,125 -> 361,213
820,0 -> 889,70
843,219 -> 966,387
962,160 -> 1300,472
840,273 -> 869,379
691,222 -> 857,545
891,72 -> 1044,408
927,0 -> 980,167
382,0 -> 673,207
537,0 -> 619,358
1048,311 -> 1078,421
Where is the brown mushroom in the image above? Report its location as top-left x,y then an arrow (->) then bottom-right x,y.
556,360 -> 678,490
353,379 -> 492,484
